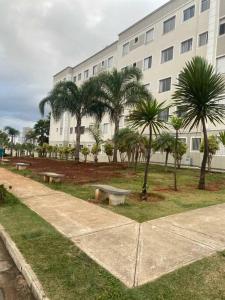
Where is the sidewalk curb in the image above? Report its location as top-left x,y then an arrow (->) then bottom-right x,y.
0,224 -> 50,300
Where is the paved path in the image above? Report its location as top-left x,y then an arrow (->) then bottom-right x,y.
1,168 -> 225,288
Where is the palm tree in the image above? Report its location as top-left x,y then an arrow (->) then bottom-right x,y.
127,97 -> 168,199
170,116 -> 183,191
153,132 -> 175,171
88,123 -> 103,149
219,131 -> 225,146
173,56 -> 225,190
4,126 -> 19,156
25,129 -> 37,146
95,67 -> 148,162
39,80 -> 102,162
88,123 -> 103,163
113,127 -> 141,166
33,117 -> 50,146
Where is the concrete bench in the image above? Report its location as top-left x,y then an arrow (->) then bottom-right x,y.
0,159 -> 10,165
39,172 -> 65,183
16,162 -> 30,170
92,184 -> 131,206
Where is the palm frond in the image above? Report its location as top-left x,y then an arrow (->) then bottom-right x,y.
173,56 -> 225,130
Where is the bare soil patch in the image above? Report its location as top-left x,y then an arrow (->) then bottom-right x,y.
9,157 -> 131,184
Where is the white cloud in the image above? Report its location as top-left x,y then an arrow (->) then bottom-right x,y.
0,0 -> 167,130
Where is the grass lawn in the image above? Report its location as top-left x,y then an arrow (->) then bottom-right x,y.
8,163 -> 225,222
1,191 -> 225,299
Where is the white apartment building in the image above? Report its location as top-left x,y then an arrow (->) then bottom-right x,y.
50,0 -> 225,168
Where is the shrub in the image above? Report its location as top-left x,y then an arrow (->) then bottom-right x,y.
200,135 -> 219,171
91,144 -> 101,163
81,146 -> 90,163
104,143 -> 113,162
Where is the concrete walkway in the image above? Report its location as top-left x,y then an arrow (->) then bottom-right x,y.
1,168 -> 225,288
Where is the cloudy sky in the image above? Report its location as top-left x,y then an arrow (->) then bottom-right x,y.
0,0 -> 167,131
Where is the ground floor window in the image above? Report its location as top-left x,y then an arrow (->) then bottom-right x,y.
158,108 -> 169,122
191,137 -> 201,151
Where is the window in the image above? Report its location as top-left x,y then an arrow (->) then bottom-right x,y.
108,56 -> 113,68
103,123 -> 109,134
201,0 -> 210,12
216,56 -> 225,74
181,38 -> 193,53
78,73 -> 81,81
199,32 -> 208,46
133,62 -> 137,68
122,42 -> 129,55
158,108 -> 169,122
70,127 -> 73,134
93,65 -> 97,75
84,70 -> 89,79
219,19 -> 225,36
163,16 -> 176,34
146,29 -> 154,43
183,6 -> 195,22
60,127 -> 63,135
176,106 -> 185,117
191,138 -> 201,151
73,76 -> 76,82
101,61 -> 105,68
161,47 -> 173,63
159,77 -> 171,93
143,56 -> 152,70
134,37 -> 139,43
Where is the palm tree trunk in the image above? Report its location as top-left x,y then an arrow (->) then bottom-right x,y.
134,147 -> 139,172
174,130 -> 178,191
142,125 -> 152,200
113,119 -> 119,163
198,119 -> 208,190
10,136 -> 13,157
165,151 -> 169,171
75,116 -> 82,162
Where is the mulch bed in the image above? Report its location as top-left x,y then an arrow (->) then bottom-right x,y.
8,157 -> 131,184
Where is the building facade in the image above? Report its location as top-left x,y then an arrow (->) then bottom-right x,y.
50,0 -> 225,168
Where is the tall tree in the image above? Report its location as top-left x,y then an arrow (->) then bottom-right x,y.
173,56 -> 225,190
25,129 -> 37,145
34,118 -> 50,146
0,130 -> 9,148
4,126 -> 19,156
95,67 -> 148,162
170,116 -> 183,191
39,80 -> 102,162
127,97 -> 168,199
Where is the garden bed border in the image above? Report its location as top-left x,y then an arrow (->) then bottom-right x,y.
0,224 -> 49,300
